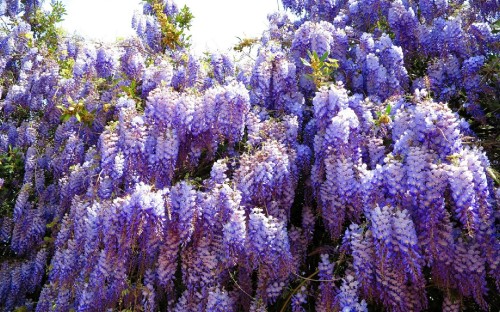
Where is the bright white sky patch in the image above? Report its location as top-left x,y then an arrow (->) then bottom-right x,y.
55,0 -> 280,53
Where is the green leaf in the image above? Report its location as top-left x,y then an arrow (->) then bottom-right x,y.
320,51 -> 329,62
304,74 -> 314,82
327,58 -> 339,67
300,58 -> 311,67
386,103 -> 392,115
43,236 -> 54,243
121,288 -> 130,297
492,19 -> 500,33
61,114 -> 71,122
75,113 -> 81,122
487,167 -> 500,186
46,218 -> 59,229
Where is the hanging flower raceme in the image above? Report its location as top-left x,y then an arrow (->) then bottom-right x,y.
344,205 -> 426,312
250,44 -> 304,118
235,140 -> 298,221
311,82 -> 366,238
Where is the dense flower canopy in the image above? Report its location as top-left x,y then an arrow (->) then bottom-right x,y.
0,0 -> 499,311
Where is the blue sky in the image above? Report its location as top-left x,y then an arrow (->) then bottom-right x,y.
54,0 -> 280,53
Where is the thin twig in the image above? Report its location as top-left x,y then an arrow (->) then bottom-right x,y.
280,270 -> 319,312
291,271 -> 340,283
229,270 -> 253,299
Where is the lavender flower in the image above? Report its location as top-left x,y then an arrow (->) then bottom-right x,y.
96,47 -> 117,78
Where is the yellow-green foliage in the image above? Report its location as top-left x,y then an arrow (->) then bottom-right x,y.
146,0 -> 193,50
301,50 -> 339,88
29,1 -> 66,55
57,96 -> 95,126
0,146 -> 24,217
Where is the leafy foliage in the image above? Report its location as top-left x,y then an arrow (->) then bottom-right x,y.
146,0 -> 193,50
0,147 -> 24,218
301,50 -> 339,88
57,96 -> 95,125
28,1 -> 67,55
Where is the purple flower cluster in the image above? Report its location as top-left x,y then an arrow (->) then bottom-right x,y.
285,0 -> 499,123
250,44 -> 304,116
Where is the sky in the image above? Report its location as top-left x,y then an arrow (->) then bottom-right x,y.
53,0 -> 281,53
